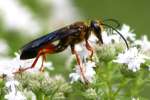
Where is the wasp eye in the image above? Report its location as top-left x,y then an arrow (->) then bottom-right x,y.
91,20 -> 100,33
90,20 -> 103,44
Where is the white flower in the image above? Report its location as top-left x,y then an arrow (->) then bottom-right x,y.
102,31 -> 120,44
118,24 -> 136,41
134,35 -> 150,51
70,42 -> 96,83
83,61 -> 96,83
0,58 -> 19,77
0,52 -> 53,77
5,78 -> 26,100
101,24 -> 135,45
114,47 -> 150,72
6,80 -> 19,92
69,61 -> 96,83
0,0 -> 41,35
88,33 -> 98,44
69,72 -> 80,83
75,43 -> 89,60
109,34 -> 120,43
102,31 -> 114,44
5,91 -> 26,100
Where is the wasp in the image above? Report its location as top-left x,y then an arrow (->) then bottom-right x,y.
16,19 -> 129,82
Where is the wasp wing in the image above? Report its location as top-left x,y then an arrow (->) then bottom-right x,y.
20,27 -> 79,59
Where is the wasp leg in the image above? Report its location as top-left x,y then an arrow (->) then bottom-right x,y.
39,54 -> 46,72
85,40 -> 93,60
14,50 -> 43,74
71,45 -> 89,84
15,43 -> 68,74
15,46 -> 57,74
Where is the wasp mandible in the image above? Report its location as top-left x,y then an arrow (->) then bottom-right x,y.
16,19 -> 129,77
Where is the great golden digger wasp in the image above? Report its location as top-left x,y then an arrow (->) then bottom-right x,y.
15,19 -> 129,83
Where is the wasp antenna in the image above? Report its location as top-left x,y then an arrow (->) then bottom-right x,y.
101,23 -> 129,49
102,18 -> 121,29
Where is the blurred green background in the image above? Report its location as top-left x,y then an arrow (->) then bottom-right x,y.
0,0 -> 150,76
75,0 -> 150,37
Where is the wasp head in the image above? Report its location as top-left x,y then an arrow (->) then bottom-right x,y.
90,20 -> 104,44
90,19 -> 129,49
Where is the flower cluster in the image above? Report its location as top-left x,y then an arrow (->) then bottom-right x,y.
69,43 -> 96,83
113,47 -> 150,72
0,23 -> 150,99
69,24 -> 150,84
5,78 -> 26,100
102,24 -> 135,44
0,52 -> 53,100
109,25 -> 150,72
69,60 -> 96,83
134,35 -> 150,51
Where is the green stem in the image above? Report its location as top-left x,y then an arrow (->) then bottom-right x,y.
130,71 -> 145,97
107,81 -> 114,99
113,78 -> 128,97
44,95 -> 49,100
50,87 -> 59,100
105,70 -> 114,100
36,92 -> 43,100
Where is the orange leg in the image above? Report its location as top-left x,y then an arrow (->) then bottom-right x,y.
14,51 -> 43,74
14,42 -> 69,74
14,47 -> 55,74
71,45 -> 89,83
85,40 -> 93,59
39,54 -> 46,72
